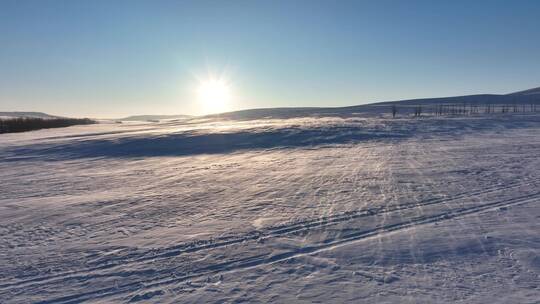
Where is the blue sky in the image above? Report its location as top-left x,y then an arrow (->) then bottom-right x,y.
1,0 -> 540,117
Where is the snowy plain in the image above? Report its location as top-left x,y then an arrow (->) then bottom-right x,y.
1,112 -> 540,303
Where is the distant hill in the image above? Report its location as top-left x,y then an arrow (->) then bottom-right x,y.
209,86 -> 540,120
509,86 -> 540,96
120,114 -> 192,121
0,112 -> 60,119
3,85 -> 539,122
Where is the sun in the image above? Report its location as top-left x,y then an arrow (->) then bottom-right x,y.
197,78 -> 231,113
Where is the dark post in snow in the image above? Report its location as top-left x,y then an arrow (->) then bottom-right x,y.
413,105 -> 422,117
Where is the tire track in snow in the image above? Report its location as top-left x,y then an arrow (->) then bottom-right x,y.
0,176 -> 538,293
34,191 -> 540,304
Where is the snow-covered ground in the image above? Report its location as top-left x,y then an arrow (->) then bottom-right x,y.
1,113 -> 539,303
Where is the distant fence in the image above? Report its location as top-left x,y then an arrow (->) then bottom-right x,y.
0,117 -> 96,134
433,103 -> 538,116
392,103 -> 538,118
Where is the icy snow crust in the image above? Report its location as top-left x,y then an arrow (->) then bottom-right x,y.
1,114 -> 540,303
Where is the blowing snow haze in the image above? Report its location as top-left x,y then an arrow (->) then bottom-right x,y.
1,1 -> 540,303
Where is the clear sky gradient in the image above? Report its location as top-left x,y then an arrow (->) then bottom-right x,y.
1,0 -> 540,117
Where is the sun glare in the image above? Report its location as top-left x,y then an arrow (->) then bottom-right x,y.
197,78 -> 231,113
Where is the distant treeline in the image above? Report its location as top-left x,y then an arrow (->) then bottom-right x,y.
392,103 -> 538,118
0,117 -> 96,134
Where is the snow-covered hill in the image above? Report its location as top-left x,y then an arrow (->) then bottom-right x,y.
4,86 -> 538,122
1,112 -> 539,303
510,86 -> 540,96
209,89 -> 540,121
